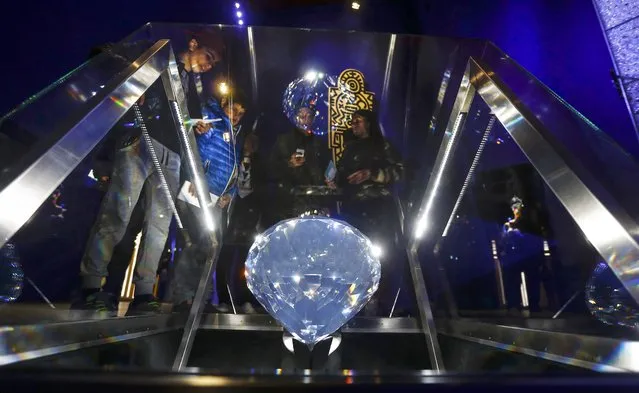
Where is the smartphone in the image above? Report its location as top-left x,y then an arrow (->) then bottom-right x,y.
325,160 -> 337,181
295,148 -> 305,158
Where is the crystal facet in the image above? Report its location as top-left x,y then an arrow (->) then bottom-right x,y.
245,217 -> 381,346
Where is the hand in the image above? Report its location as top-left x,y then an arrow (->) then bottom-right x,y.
217,194 -> 231,208
325,178 -> 337,189
194,121 -> 212,135
347,169 -> 371,185
288,153 -> 305,168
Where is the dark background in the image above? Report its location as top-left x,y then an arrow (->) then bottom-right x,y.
0,0 -> 636,155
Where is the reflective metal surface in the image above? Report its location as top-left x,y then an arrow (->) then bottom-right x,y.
0,314 -> 185,366
438,318 -> 639,372
0,40 -> 171,248
198,314 -> 422,334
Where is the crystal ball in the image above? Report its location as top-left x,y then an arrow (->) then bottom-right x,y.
282,73 -> 352,136
245,217 -> 381,346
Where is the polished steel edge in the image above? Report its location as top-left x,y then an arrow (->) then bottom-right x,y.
0,314 -> 186,366
247,27 -> 259,104
172,236 -> 222,371
381,33 -> 397,113
407,248 -> 445,371
469,58 -> 639,305
197,314 -> 422,334
0,40 -> 172,248
437,319 -> 639,372
406,59 -> 480,373
411,61 -> 475,241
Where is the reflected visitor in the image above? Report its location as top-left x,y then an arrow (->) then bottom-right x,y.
179,36 -> 222,118
499,196 -> 544,314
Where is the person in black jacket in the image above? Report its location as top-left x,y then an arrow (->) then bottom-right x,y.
330,109 -> 403,224
328,109 -> 405,315
269,106 -> 329,221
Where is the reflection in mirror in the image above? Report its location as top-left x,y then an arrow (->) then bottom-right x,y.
423,95 -> 639,333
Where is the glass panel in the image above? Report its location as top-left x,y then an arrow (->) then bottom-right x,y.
1,78 -> 191,323
480,43 -> 639,225
6,22 -> 632,376
0,41 -> 156,188
120,24 -> 479,373
417,94 -> 639,371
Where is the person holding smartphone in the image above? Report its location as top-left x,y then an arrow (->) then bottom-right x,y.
269,106 -> 328,222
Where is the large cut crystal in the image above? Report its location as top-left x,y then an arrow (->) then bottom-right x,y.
245,217 -> 381,346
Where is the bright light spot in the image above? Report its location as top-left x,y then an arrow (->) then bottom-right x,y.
351,1 -> 360,10
99,85 -> 105,89
91,91 -> 97,96
318,72 -> 325,78
293,274 -> 301,284
87,170 -> 97,181
236,11 -> 242,17
415,218 -> 427,238
238,19 -> 244,25
223,132 -> 231,142
254,234 -> 263,244
218,82 -> 229,95
304,70 -> 318,81
371,244 -> 383,258
235,2 -> 240,8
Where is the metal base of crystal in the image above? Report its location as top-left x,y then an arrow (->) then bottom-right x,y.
282,331 -> 342,356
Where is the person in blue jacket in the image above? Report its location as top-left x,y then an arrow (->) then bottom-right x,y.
172,89 -> 248,312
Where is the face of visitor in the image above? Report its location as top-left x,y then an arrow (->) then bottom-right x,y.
190,49 -> 214,73
188,38 -> 199,52
224,103 -> 246,127
296,107 -> 315,131
351,114 -> 369,139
